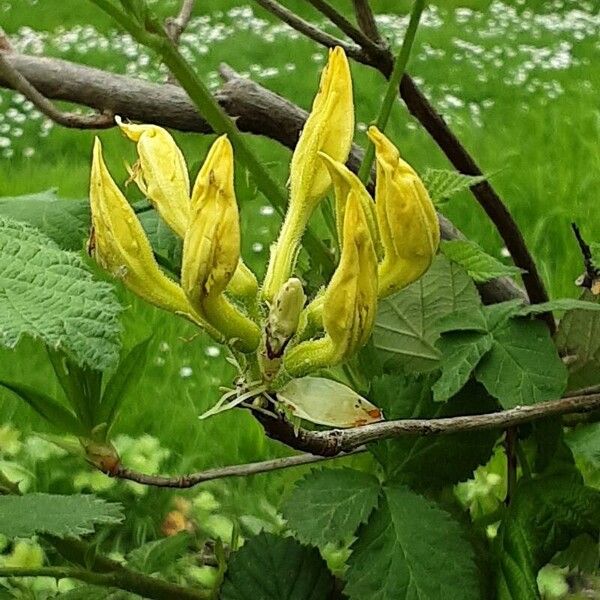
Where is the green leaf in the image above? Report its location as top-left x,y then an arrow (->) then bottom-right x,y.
282,468 -> 380,546
422,168 -> 486,205
345,485 -> 480,600
99,337 -> 152,433
0,216 -> 122,370
517,298 -> 600,316
220,532 -> 334,600
441,240 -> 524,283
0,190 -> 89,251
0,380 -> 87,436
374,255 -> 481,372
57,585 -> 139,599
565,423 -> 600,469
137,210 -> 182,274
555,291 -> 600,388
475,319 -> 567,408
495,472 -> 600,599
48,350 -> 103,430
0,493 -> 123,538
432,331 -> 493,402
126,532 -> 190,574
369,375 -> 499,490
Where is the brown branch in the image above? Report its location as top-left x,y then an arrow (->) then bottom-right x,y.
255,393 -> 600,457
0,51 -> 113,129
0,52 -> 526,306
251,0 -> 366,64
351,0 -> 383,44
108,447 -> 366,488
304,0 -> 386,60
165,0 -> 195,44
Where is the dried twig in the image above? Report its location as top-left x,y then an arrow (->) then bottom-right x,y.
254,392 -> 600,457
108,447 -> 366,489
165,0 -> 196,44
351,0 -> 383,44
252,0 -> 365,64
304,0 -> 385,59
0,51 -> 113,129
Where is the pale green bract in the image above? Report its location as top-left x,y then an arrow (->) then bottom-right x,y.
0,216 -> 122,370
278,377 -> 383,428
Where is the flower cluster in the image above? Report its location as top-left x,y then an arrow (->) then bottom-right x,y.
88,47 -> 439,389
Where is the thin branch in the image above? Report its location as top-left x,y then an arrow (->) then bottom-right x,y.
351,0 -> 383,43
165,0 -> 196,44
255,393 -> 600,457
252,0 -> 366,64
108,447 -> 366,489
0,567 -> 208,600
504,427 -> 518,505
0,51 -> 113,129
304,0 -> 385,59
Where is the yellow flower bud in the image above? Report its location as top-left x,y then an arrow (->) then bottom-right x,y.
262,47 -> 354,301
89,138 -> 201,321
261,277 -> 306,380
367,126 -> 440,297
284,190 -> 378,376
117,117 -> 190,238
181,135 -> 260,352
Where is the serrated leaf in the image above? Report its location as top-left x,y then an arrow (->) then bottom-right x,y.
126,532 -> 190,574
99,336 -> 152,433
345,485 -> 479,600
374,255 -> 481,372
556,291 -> 600,388
0,493 -> 123,538
433,331 -> 493,402
495,472 -> 600,599
282,468 -> 380,546
475,319 -> 567,408
0,216 -> 122,370
441,240 -> 524,283
422,168 -> 486,205
0,379 -> 87,436
220,533 -> 334,600
369,375 -> 499,490
0,190 -> 89,251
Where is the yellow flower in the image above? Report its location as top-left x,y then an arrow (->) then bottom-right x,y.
262,46 -> 354,301
284,188 -> 378,376
181,135 -> 260,352
118,118 -> 258,299
117,118 -> 190,238
368,126 -> 440,297
89,138 -> 206,325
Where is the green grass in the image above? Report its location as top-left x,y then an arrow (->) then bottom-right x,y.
1,0 -> 599,546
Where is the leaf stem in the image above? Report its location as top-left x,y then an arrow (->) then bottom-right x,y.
358,0 -> 426,183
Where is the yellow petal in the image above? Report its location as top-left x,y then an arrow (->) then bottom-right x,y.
182,135 -> 240,304
318,151 -> 381,257
117,117 -> 190,238
284,191 -> 378,375
89,138 -> 196,319
262,47 -> 354,302
367,126 -> 440,297
290,46 -> 354,208
181,135 -> 260,352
